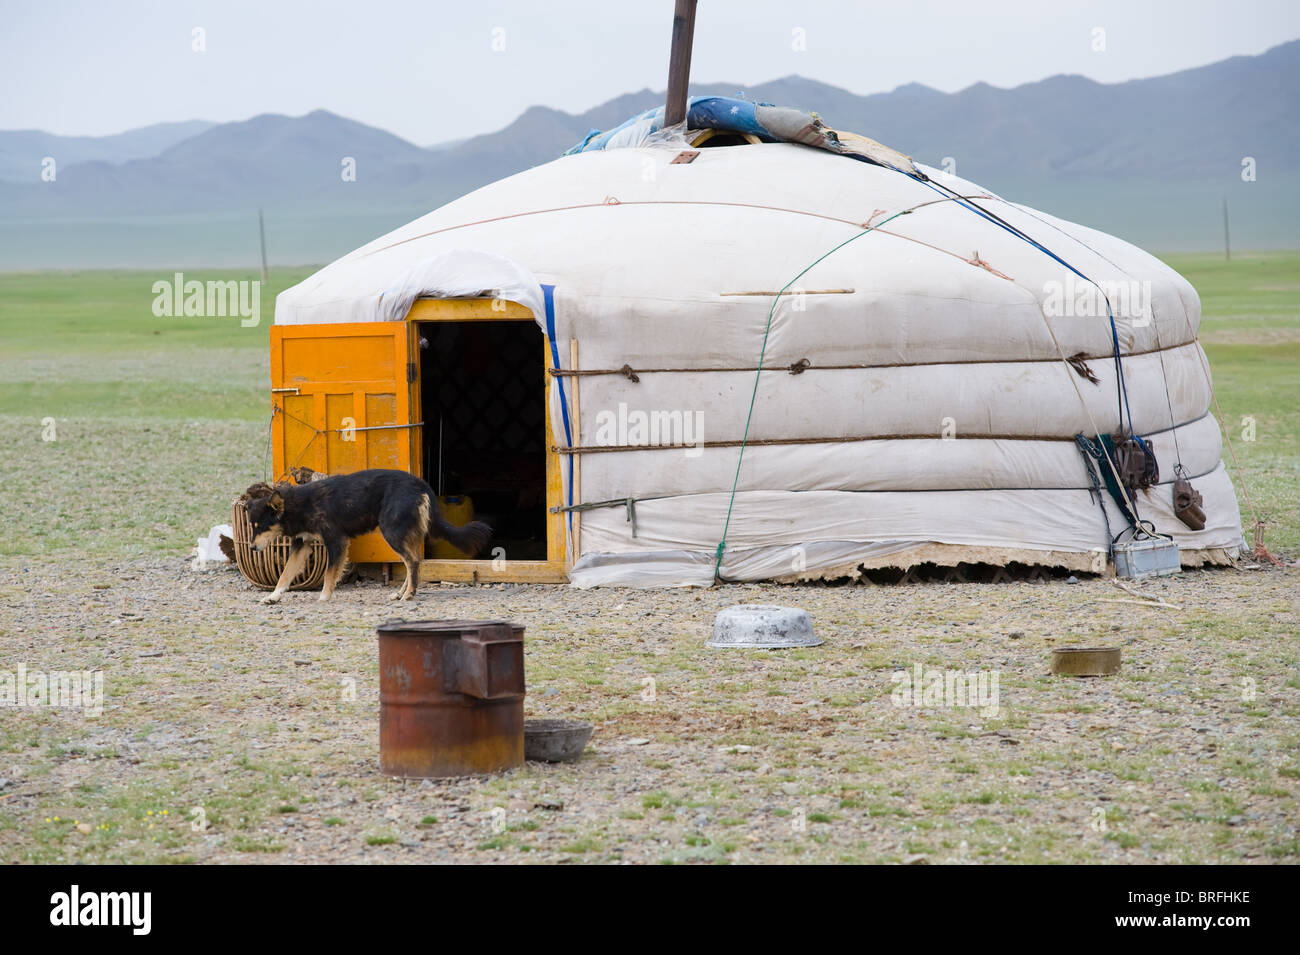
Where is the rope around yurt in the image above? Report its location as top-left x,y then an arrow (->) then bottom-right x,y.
915,178 -> 1141,441
983,196 -> 1278,565
710,181 -> 1159,582
712,202 -> 933,581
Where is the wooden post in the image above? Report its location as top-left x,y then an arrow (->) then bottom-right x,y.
1222,196 -> 1231,262
258,207 -> 269,282
664,0 -> 698,127
569,338 -> 582,562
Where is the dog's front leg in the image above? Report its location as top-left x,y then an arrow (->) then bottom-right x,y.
261,542 -> 309,604
318,538 -> 349,602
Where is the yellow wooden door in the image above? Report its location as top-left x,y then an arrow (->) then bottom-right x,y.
269,321 -> 421,562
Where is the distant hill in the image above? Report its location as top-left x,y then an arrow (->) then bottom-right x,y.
0,111 -> 444,215
1,40 -> 1297,263
0,120 -> 215,184
447,40 -> 1300,184
793,41 -> 1300,181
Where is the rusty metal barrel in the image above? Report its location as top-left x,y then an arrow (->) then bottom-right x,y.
377,620 -> 526,778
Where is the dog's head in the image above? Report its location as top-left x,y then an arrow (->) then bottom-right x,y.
243,485 -> 287,552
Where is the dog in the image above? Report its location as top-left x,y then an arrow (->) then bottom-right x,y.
243,469 -> 491,603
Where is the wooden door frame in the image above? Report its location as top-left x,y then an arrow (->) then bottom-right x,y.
407,298 -> 569,584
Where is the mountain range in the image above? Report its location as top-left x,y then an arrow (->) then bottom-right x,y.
1,40 -> 1296,262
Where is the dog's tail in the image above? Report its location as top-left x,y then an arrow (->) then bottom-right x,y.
432,514 -> 492,558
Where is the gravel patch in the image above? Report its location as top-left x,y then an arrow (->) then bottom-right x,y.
1,556 -> 1296,864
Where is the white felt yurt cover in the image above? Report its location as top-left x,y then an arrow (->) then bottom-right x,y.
276,140 -> 1246,587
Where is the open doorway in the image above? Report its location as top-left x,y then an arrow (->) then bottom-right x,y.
416,320 -> 549,561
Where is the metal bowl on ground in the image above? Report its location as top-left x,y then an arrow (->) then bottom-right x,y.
708,604 -> 821,648
1051,647 -> 1122,677
524,719 -> 593,762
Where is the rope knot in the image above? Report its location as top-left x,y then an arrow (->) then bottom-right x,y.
966,250 -> 1013,281
619,363 -> 640,383
1066,352 -> 1100,385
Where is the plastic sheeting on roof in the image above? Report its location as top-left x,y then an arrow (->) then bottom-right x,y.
566,95 -> 925,178
275,249 -> 544,325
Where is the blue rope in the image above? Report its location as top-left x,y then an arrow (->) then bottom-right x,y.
542,284 -> 574,534
710,170 -> 1147,583
909,177 -> 1137,437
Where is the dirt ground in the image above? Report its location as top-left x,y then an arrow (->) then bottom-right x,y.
0,555 -> 1296,864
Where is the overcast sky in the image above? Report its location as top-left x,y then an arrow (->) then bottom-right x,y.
4,0 -> 1298,144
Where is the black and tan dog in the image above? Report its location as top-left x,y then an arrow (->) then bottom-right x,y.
244,469 -> 491,603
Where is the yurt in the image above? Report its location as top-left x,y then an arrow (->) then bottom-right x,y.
273,97 -> 1247,588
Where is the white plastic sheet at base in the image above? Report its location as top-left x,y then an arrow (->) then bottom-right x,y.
568,549 -> 718,588
569,541 -> 925,589
568,463 -> 1243,587
576,464 -> 1241,556
569,465 -> 1244,588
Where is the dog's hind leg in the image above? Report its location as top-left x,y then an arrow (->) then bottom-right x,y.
262,542 -> 310,604
393,544 -> 422,601
380,492 -> 431,601
318,538 -> 350,602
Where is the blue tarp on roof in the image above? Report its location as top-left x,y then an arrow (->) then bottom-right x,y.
566,97 -> 774,155
564,95 -> 925,179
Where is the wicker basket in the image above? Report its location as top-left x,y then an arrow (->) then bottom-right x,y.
230,499 -> 327,591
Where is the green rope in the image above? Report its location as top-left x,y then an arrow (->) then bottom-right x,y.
711,209 -> 914,582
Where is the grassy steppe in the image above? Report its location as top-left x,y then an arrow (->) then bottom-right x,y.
0,255 -> 1294,556
0,269 -> 310,555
